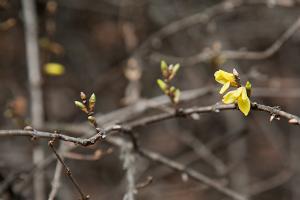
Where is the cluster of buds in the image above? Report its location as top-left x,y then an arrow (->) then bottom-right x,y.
157,61 -> 181,105
74,92 -> 97,127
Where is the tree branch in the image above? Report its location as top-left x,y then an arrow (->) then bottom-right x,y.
0,102 -> 299,146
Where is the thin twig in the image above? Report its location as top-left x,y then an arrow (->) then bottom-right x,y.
0,102 -> 299,145
48,140 -> 90,200
48,144 -> 67,200
48,160 -> 63,200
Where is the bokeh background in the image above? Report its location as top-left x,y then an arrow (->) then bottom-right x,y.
1,0 -> 300,199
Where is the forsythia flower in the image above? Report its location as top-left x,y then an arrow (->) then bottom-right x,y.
222,87 -> 250,116
44,63 -> 65,76
214,70 -> 238,94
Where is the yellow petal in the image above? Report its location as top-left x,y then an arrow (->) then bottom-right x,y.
44,63 -> 65,76
214,70 -> 235,84
237,95 -> 250,116
222,90 -> 238,104
233,87 -> 243,98
241,87 -> 248,100
219,81 -> 230,94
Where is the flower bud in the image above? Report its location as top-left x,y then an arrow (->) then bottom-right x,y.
80,92 -> 87,101
74,101 -> 88,113
160,60 -> 168,78
157,79 -> 167,93
89,93 -> 96,112
88,116 -> 96,126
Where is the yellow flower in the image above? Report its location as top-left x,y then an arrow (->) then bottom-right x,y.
222,87 -> 250,116
214,70 -> 238,94
44,63 -> 65,76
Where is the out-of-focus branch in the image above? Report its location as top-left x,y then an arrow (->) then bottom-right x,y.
63,149 -> 112,161
21,0 -> 45,199
150,16 -> 300,65
138,148 -> 247,200
121,143 -> 137,200
172,126 -> 227,175
246,170 -> 292,196
22,0 -> 44,131
114,130 -> 248,200
48,159 -> 63,200
0,156 -> 55,195
131,0 -> 243,60
48,144 -> 67,200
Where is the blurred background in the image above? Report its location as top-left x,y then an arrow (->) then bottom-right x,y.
1,0 -> 300,199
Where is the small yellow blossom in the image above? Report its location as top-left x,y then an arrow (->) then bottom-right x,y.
222,87 -> 250,116
214,70 -> 238,94
44,63 -> 65,76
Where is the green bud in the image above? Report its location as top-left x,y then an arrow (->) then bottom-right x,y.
74,101 -> 88,113
173,89 -> 180,104
169,63 -> 180,80
169,86 -> 176,93
89,93 -> 96,112
160,60 -> 168,78
245,81 -> 251,90
245,81 -> 252,97
88,116 -> 96,126
157,79 -> 167,93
